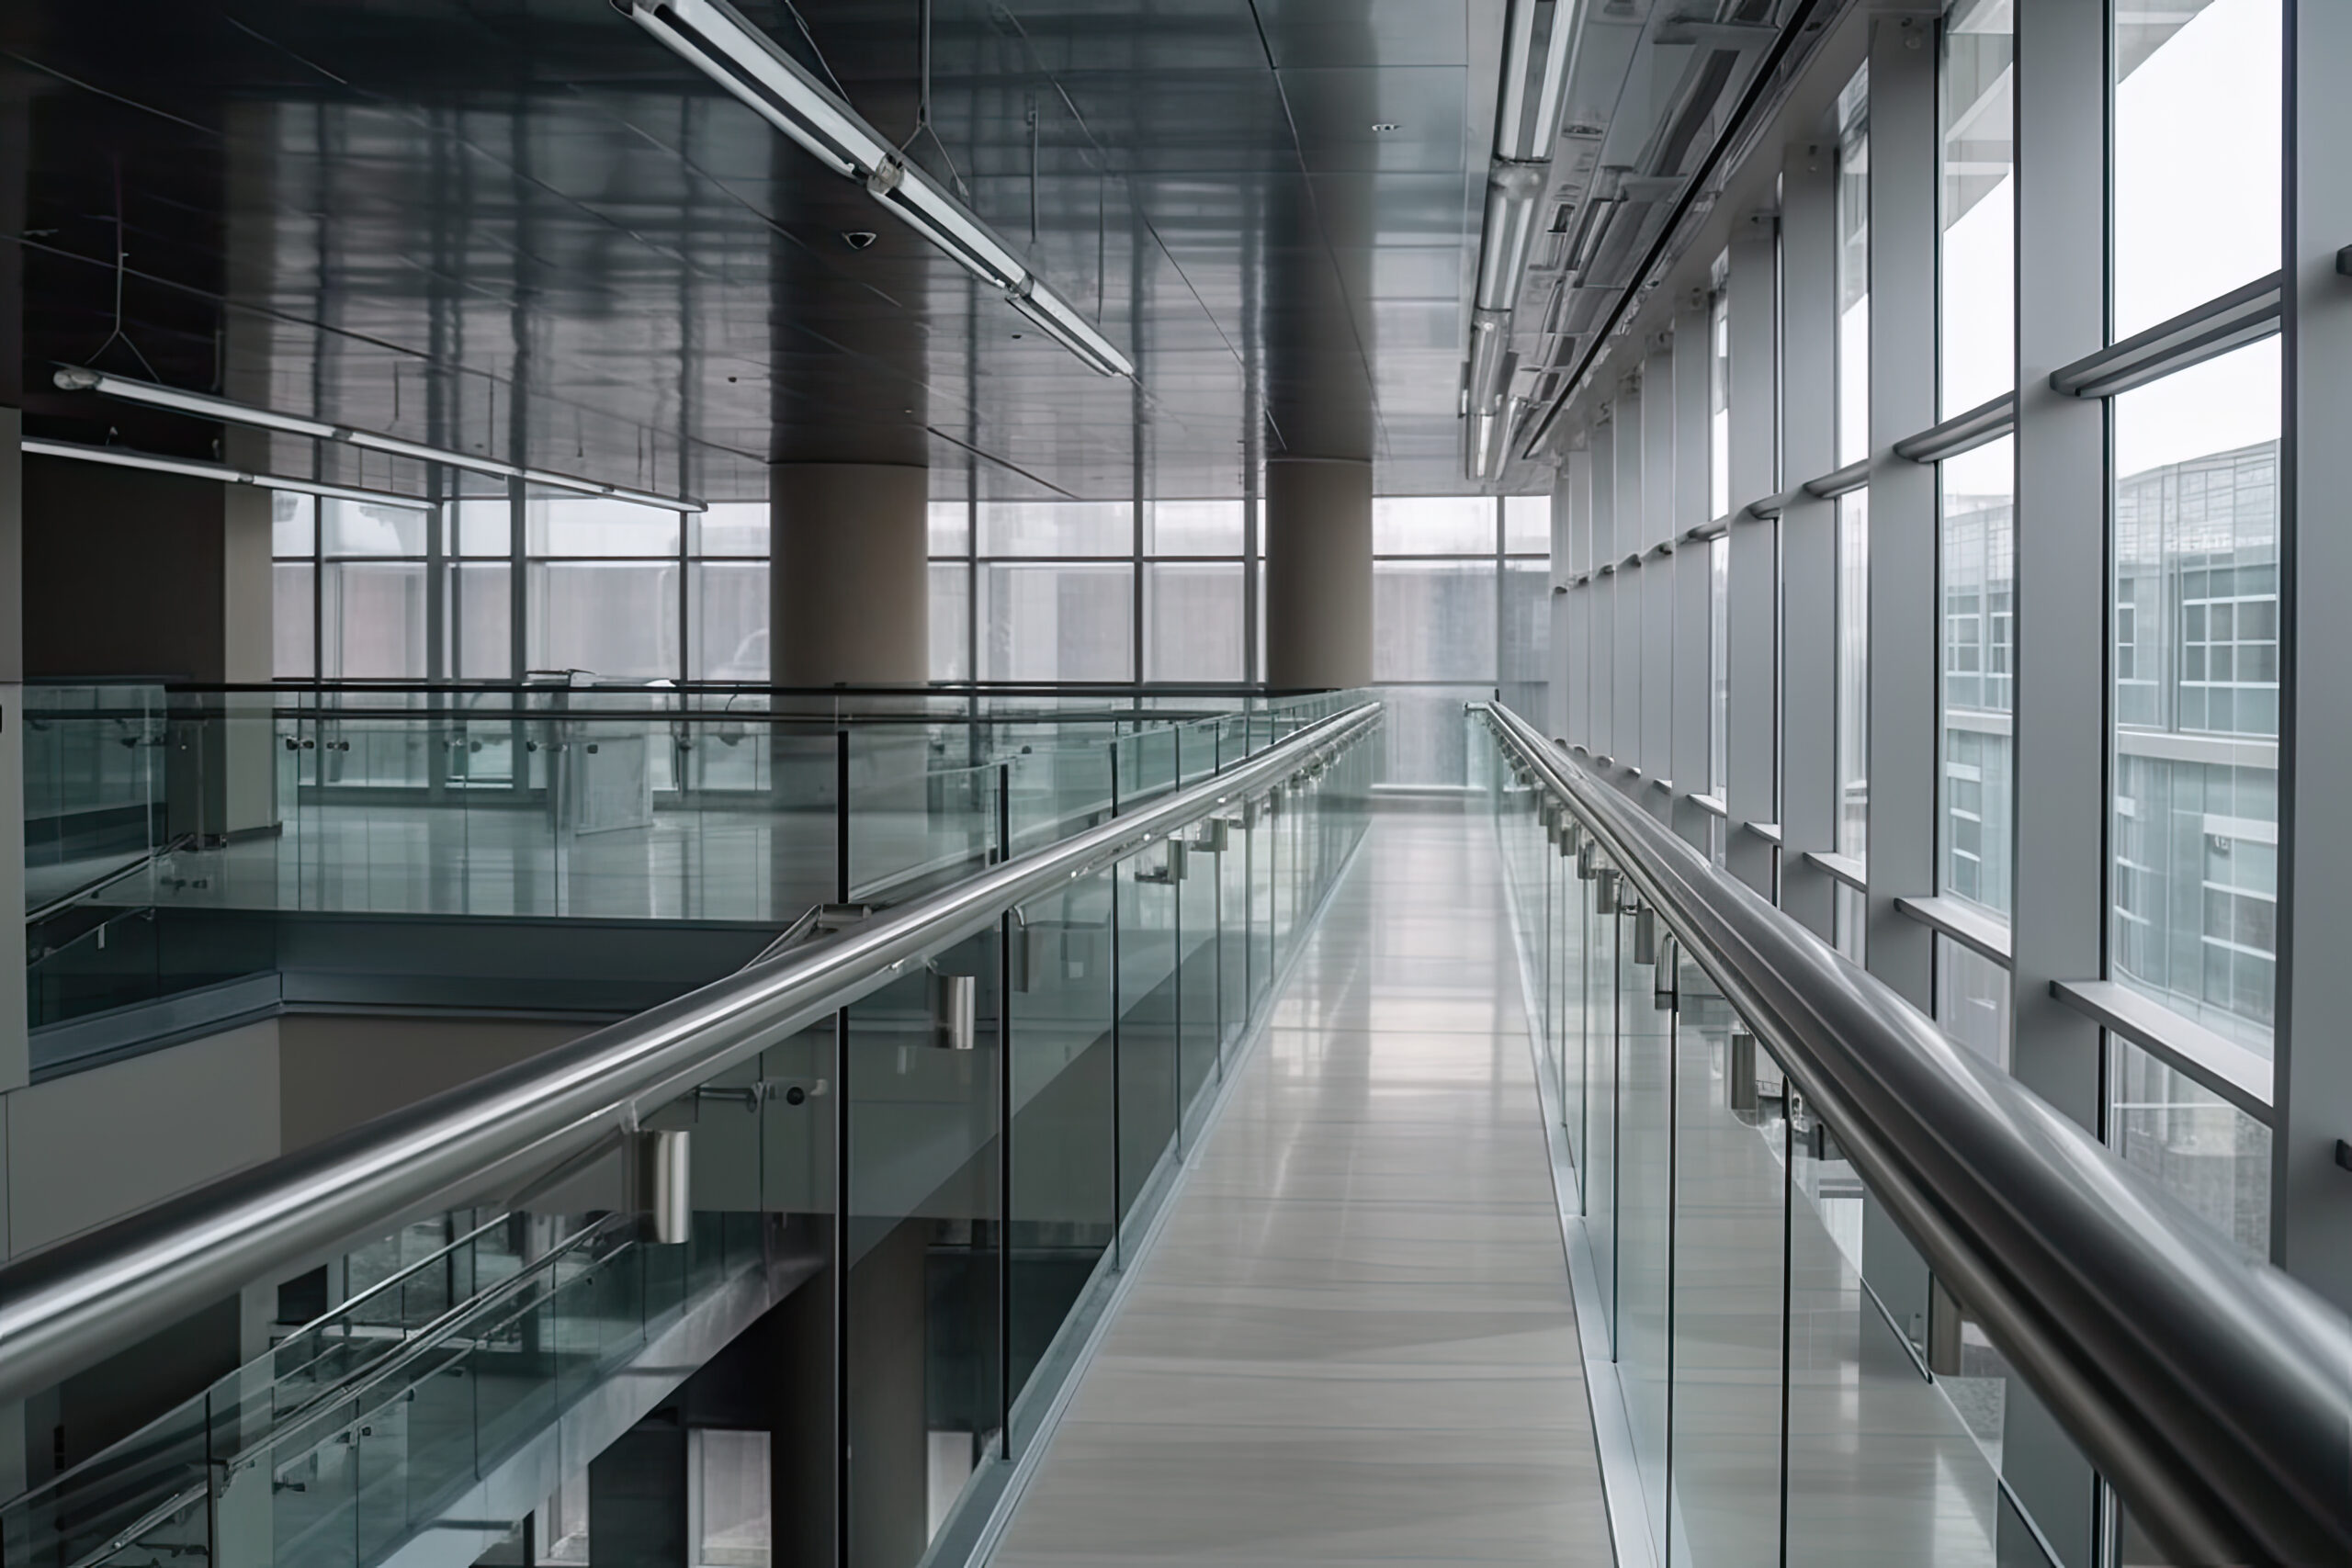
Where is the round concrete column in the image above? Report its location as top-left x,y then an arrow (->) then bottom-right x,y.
769,462 -> 929,686
1263,457 -> 1374,689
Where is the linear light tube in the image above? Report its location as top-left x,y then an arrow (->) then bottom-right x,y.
875,158 -> 1031,292
53,367 -> 704,512
52,367 -> 339,442
626,0 -> 1132,379
24,436 -> 433,511
1006,281 -> 1136,378
628,0 -> 890,178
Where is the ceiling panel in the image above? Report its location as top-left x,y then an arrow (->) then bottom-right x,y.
4,0 -> 1528,503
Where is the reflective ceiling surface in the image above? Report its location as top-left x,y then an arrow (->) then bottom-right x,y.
0,0 -> 1528,505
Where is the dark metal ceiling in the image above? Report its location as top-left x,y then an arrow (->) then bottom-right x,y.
0,0 -> 1532,506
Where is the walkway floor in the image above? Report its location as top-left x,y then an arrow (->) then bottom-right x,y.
991,805 -> 1612,1567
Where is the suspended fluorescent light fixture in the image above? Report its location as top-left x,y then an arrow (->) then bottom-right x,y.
623,0 -> 1134,378
51,367 -> 704,511
24,435 -> 434,511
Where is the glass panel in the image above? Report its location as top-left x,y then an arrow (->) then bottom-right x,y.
1939,0 -> 2015,414
2112,0 -> 2280,339
1581,869 -> 1618,1348
1939,435 -> 2013,918
1708,536 -> 1729,797
276,561 -> 317,679
1372,495 -> 1495,555
1147,499 -> 1242,555
1144,561 -> 1243,681
1177,819 -> 1222,1141
978,563 -> 1132,682
1372,560 -> 1497,682
452,562 -> 512,680
1784,1101 -> 1999,1566
930,561 -> 971,682
1836,490 -> 1870,859
1837,65 -> 1871,468
1666,951 -> 1786,1568
2109,340 -> 2278,1053
845,929 -> 1001,1568
274,491 -> 317,555
1117,842 -> 1182,1221
1709,281 -> 1731,519
455,497 -> 511,557
1617,907 -> 1673,1555
1008,866 -> 1117,1423
977,501 -> 1131,557
689,560 -> 767,681
2107,1033 -> 2270,1259
1503,494 -> 1551,553
1935,934 -> 2012,1070
525,492 -> 680,557
1500,560 -> 1552,725
526,561 -> 680,680
322,498 -> 428,558
1374,684 -> 1488,786
322,561 -> 427,679
928,499 -> 970,556
689,501 -> 767,558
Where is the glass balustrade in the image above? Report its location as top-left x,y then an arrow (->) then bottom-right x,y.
2,705 -> 1381,1568
22,687 -> 1360,1033
1472,710 -> 2058,1568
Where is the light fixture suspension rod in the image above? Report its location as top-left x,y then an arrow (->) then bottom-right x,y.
625,0 -> 1133,378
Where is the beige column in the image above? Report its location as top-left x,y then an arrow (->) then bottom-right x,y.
1263,457 -> 1374,690
769,463 -> 929,687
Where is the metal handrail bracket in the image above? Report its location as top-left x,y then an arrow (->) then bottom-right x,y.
1474,701 -> 2350,1565
0,702 -> 1384,1407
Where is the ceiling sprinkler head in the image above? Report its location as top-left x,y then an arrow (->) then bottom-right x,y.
842,231 -> 877,250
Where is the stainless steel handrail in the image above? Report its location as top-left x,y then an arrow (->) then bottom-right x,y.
0,701 -> 1381,1407
1476,701 -> 2350,1567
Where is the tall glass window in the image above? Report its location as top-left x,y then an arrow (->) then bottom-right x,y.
966,500 -> 1136,682
449,492 -> 513,681
1939,435 -> 2014,920
1707,535 -> 1729,800
1836,65 -> 1870,468
524,492 -> 681,681
1939,0 -> 2014,415
1146,500 -> 1247,681
273,493 -> 317,680
2112,0 -> 2281,340
689,503 -> 768,682
1374,497 -> 1499,784
1833,58 -> 1871,956
2109,338 -> 2279,1051
321,498 -> 432,680
1708,274 -> 1731,519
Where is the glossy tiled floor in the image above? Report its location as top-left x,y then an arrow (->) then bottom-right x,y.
991,806 -> 1612,1567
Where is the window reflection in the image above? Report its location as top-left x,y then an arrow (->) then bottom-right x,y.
1939,436 -> 2013,919
1939,0 -> 2014,414
1836,65 -> 1870,468
2110,339 -> 2279,1054
2113,0 -> 2281,339
1835,491 -> 1869,863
